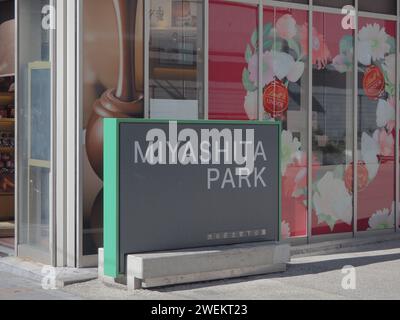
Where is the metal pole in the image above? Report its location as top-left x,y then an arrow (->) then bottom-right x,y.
353,0 -> 359,237
307,0 -> 313,243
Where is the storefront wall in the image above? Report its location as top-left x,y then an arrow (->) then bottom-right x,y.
77,0 -> 400,267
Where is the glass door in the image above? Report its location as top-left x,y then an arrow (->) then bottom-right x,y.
17,0 -> 54,264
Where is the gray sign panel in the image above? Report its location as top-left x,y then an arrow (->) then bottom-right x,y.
118,121 -> 281,273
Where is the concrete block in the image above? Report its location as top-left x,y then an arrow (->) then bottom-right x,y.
126,242 -> 290,290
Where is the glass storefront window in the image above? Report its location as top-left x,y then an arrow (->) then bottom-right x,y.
263,7 -> 309,239
311,12 -> 354,235
17,0 -> 53,262
208,0 -> 259,120
78,0 -> 400,258
82,0 -> 145,257
149,0 -> 204,120
357,17 -> 396,232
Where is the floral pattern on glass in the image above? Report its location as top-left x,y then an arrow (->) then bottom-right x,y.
243,8 -> 309,239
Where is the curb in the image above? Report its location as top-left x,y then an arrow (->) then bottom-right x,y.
291,233 -> 400,257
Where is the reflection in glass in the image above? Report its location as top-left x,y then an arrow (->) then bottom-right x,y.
311,12 -> 354,235
27,167 -> 50,252
149,0 -> 204,120
18,0 -> 52,260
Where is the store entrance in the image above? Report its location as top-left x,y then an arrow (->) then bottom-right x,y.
0,0 -> 15,254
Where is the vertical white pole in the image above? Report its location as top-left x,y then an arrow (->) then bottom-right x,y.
204,0 -> 209,120
55,0 -> 67,267
258,0 -> 263,121
353,0 -> 359,237
66,0 -> 77,268
307,0 -> 313,243
396,0 -> 399,233
144,0 -> 150,119
14,0 -> 19,258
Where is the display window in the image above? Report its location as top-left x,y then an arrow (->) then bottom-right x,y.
357,17 -> 396,232
311,12 -> 355,236
78,0 -> 400,262
149,0 -> 204,120
208,0 -> 259,120
262,7 -> 309,239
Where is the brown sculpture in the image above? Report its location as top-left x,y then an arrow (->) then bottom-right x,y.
86,0 -> 144,180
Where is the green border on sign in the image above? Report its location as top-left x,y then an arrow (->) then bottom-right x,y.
103,119 -> 282,278
104,118 -> 120,278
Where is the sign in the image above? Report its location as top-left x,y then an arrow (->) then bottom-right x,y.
104,119 -> 281,277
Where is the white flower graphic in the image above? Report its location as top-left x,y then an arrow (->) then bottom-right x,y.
333,53 -> 353,73
276,14 -> 297,40
361,132 -> 380,182
287,61 -> 305,83
244,90 -> 258,120
358,24 -> 390,62
368,203 -> 395,230
357,41 -> 373,66
281,130 -> 301,176
376,99 -> 395,129
313,172 -> 353,230
249,51 -> 298,87
383,54 -> 396,85
271,51 -> 295,81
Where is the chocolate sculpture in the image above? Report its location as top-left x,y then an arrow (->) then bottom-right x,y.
86,0 -> 144,180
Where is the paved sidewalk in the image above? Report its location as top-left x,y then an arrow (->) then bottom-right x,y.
0,271 -> 81,300
62,240 -> 400,300
1,240 -> 399,300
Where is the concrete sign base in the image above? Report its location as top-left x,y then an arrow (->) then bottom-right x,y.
99,242 -> 291,291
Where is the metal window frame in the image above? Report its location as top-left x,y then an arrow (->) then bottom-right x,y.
353,0 -> 359,237
397,0 -> 400,233
76,0 -> 97,268
307,0 -> 313,243
14,0 -> 19,259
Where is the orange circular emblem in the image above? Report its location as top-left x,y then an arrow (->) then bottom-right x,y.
263,80 -> 289,118
363,65 -> 385,100
344,161 -> 369,194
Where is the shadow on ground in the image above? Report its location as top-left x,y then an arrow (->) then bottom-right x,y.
150,241 -> 400,294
